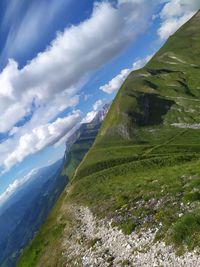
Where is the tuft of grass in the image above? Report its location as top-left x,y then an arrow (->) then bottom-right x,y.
121,220 -> 137,235
171,212 -> 200,250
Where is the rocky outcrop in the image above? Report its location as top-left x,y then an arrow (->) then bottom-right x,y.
62,206 -> 200,267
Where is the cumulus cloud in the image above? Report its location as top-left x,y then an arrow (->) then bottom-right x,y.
100,55 -> 152,94
93,100 -> 103,111
158,0 -> 200,40
0,0 -> 157,133
82,99 -> 105,123
82,110 -> 98,124
3,111 -> 81,171
100,69 -> 130,95
0,0 -> 158,171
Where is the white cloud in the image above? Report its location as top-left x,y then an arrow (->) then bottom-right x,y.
0,169 -> 37,206
84,94 -> 93,101
82,110 -> 98,124
132,56 -> 153,70
0,0 -> 158,171
158,0 -> 200,40
93,100 -> 103,111
54,122 -> 81,147
0,0 -> 157,133
100,55 -> 152,94
3,111 -> 81,171
83,99 -> 105,124
100,69 -> 130,95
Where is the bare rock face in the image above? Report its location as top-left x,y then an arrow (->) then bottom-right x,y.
92,103 -> 110,125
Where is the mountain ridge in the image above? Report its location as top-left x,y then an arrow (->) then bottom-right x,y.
18,11 -> 200,266
94,10 -> 200,145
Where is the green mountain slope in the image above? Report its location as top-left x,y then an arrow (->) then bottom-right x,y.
71,11 -> 200,249
18,12 -> 200,266
17,110 -> 108,267
91,11 -> 200,145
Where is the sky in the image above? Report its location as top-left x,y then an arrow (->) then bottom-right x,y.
0,0 -> 199,204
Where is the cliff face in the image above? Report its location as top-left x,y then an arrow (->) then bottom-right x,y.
18,12 -> 200,267
63,104 -> 110,179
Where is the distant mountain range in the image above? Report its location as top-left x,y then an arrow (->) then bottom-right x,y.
0,159 -> 67,267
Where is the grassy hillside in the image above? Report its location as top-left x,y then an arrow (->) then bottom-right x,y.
17,117 -> 103,266
18,11 -> 200,266
70,11 -> 200,250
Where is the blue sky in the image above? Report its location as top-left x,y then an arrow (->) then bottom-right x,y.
0,0 -> 199,201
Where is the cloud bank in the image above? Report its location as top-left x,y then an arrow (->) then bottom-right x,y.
0,0 -> 158,171
2,0 -> 198,171
3,111 -> 81,171
0,0 -> 155,133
